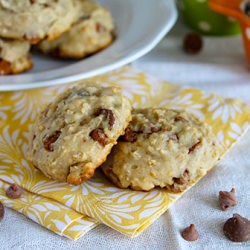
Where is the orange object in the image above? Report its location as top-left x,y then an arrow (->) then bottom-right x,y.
209,0 -> 250,64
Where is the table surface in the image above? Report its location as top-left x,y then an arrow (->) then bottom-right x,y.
1,20 -> 250,250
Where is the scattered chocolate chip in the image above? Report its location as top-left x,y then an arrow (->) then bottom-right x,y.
96,23 -> 106,33
90,128 -> 110,147
223,214 -> 250,242
96,109 -> 115,130
219,188 -> 237,211
188,141 -> 202,154
119,127 -> 137,143
183,33 -> 203,55
175,116 -> 187,122
244,2 -> 250,17
6,184 -> 22,199
0,201 -> 4,221
43,131 -> 61,152
0,59 -> 11,75
43,3 -> 50,7
181,224 -> 199,241
30,0 -> 36,4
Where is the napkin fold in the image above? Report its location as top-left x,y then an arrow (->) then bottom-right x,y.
0,67 -> 249,238
0,180 -> 98,240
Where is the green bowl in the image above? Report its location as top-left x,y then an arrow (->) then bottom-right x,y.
177,0 -> 241,36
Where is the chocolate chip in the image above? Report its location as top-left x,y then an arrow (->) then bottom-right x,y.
30,0 -> 36,4
96,109 -> 115,130
181,224 -> 199,241
142,124 -> 161,135
150,124 -> 161,133
173,169 -> 190,185
183,33 -> 203,55
0,59 -> 11,75
175,116 -> 187,122
188,141 -> 202,154
119,127 -> 137,143
244,2 -> 250,17
223,214 -> 250,242
96,23 -> 106,33
219,188 -> 237,211
90,128 -> 110,147
43,131 -> 61,152
0,201 -> 4,220
6,184 -> 22,199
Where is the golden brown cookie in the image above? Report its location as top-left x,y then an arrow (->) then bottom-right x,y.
102,108 -> 220,192
0,38 -> 32,75
0,0 -> 88,43
37,4 -> 115,58
29,84 -> 132,185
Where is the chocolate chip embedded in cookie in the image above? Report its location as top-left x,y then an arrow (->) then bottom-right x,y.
102,108 -> 220,192
29,84 -> 132,185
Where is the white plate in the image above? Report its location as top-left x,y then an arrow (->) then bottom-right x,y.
0,0 -> 177,91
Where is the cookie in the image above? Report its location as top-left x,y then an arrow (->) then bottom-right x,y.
0,38 -> 32,75
0,0 -> 86,43
102,108 -> 220,192
29,84 -> 132,185
37,4 -> 115,58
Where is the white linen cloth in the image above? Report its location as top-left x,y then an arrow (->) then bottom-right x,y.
0,20 -> 249,250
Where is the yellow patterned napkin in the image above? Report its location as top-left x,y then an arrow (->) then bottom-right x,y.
0,180 -> 98,240
0,67 -> 249,238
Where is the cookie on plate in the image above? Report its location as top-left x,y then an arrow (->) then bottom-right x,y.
37,4 -> 115,58
0,38 -> 32,75
102,108 -> 220,192
29,84 -> 132,185
0,0 -> 86,43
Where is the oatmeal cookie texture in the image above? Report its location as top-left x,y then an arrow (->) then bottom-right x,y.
0,0 -> 88,43
29,84 -> 132,185
102,108 -> 220,192
0,38 -> 32,75
38,4 -> 115,58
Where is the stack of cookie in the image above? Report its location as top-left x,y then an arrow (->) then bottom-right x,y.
29,84 -> 220,193
0,0 -> 115,75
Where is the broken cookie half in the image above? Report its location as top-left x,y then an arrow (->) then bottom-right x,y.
29,84 -> 132,185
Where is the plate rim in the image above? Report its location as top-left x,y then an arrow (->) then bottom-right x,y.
0,0 -> 177,91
